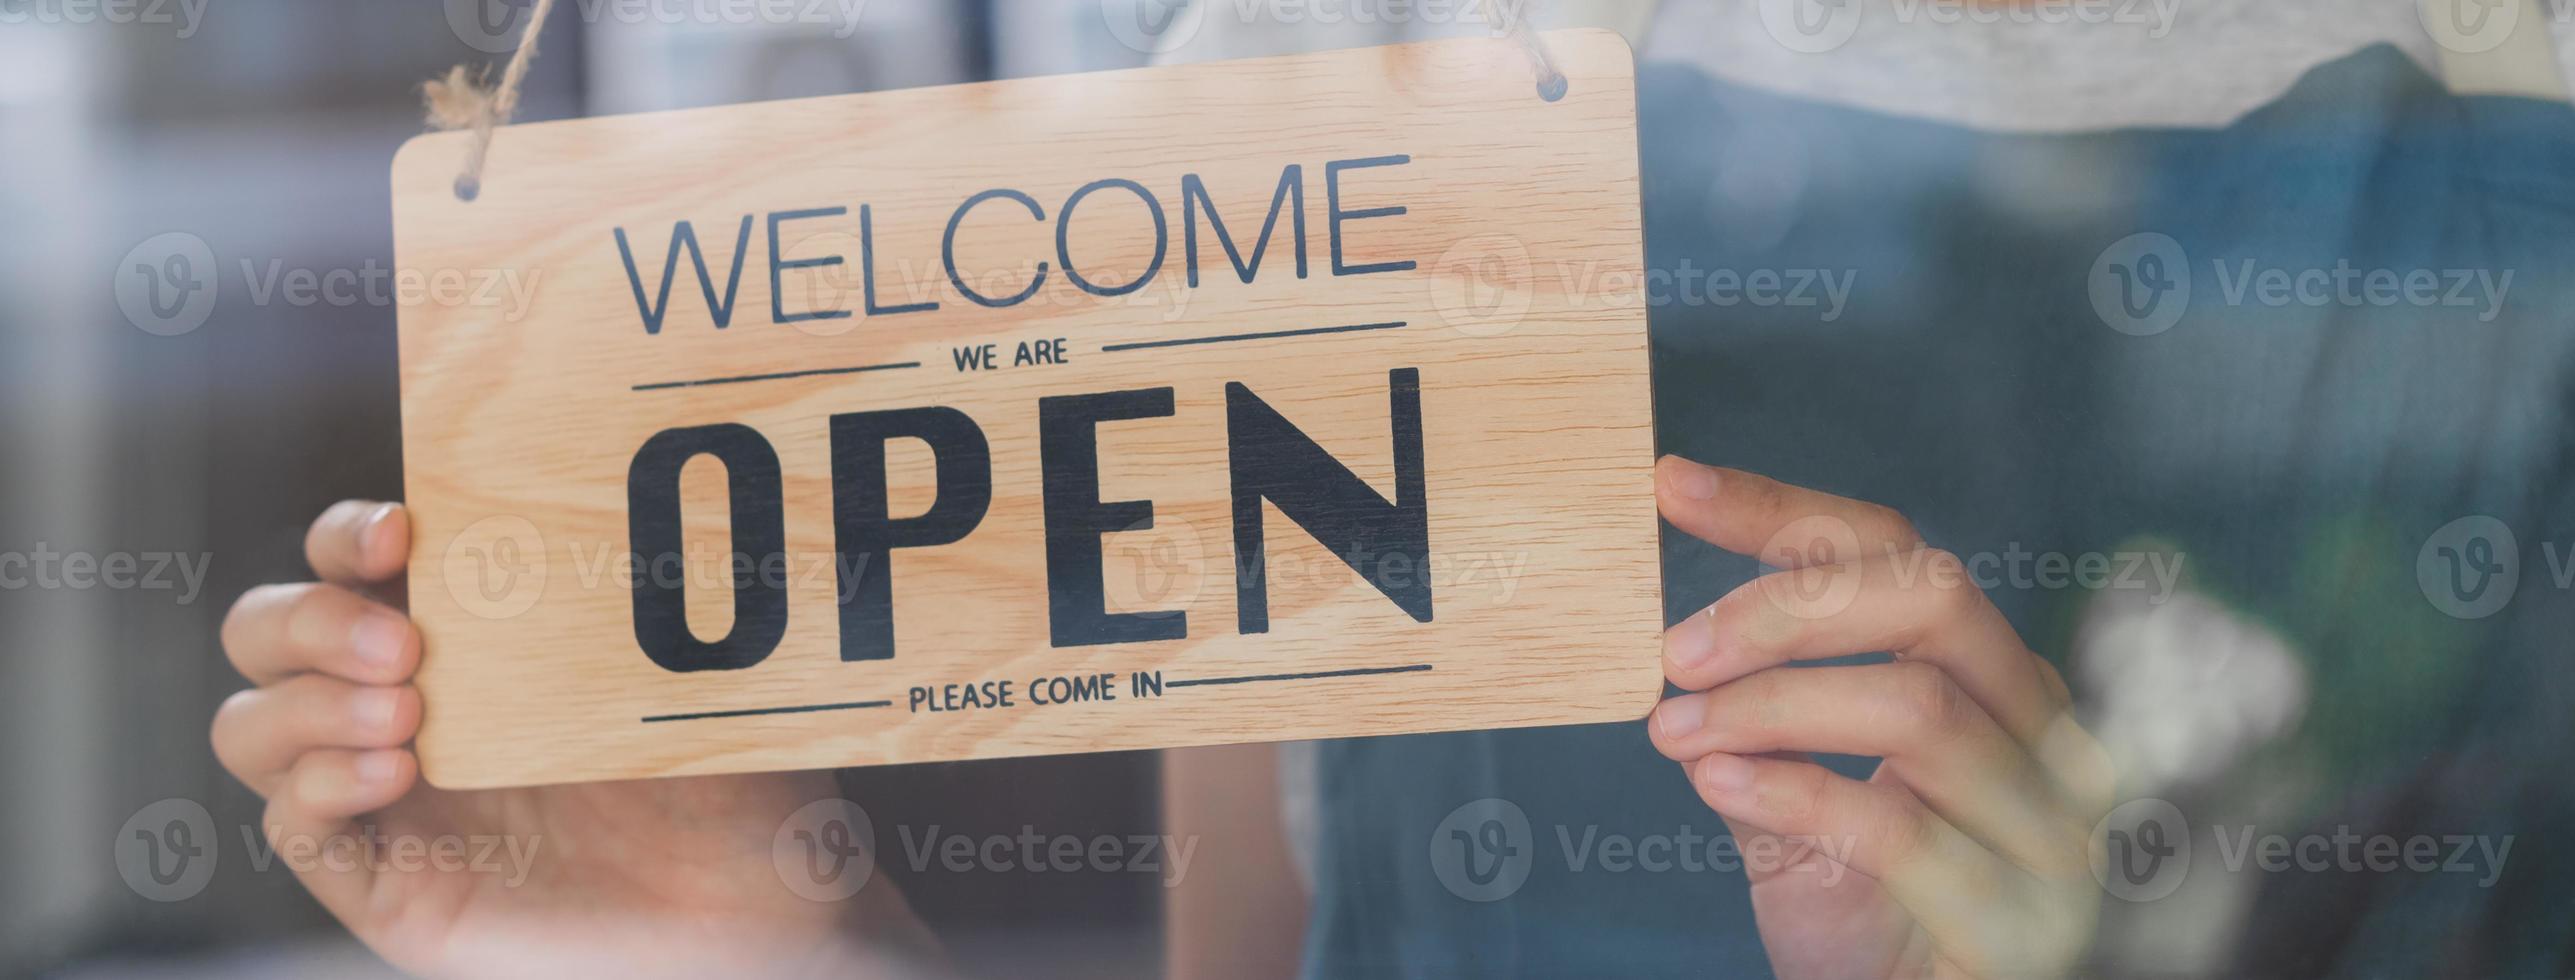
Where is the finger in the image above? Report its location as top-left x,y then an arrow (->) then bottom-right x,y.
1654,456 -> 1921,569
2019,656 -> 2119,816
1664,548 -> 2069,745
262,748 -> 414,926
2034,654 -> 2071,706
1683,752 -> 2023,955
1677,750 -> 1838,887
1650,664 -> 2088,876
212,676 -> 421,797
221,583 -> 419,686
1698,796 -> 1939,974
1706,806 -> 1868,890
305,500 -> 409,588
2034,710 -> 2120,822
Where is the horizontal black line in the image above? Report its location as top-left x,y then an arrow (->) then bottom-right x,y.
633,362 -> 920,391
1167,664 -> 1434,688
1102,320 -> 1408,353
641,700 -> 893,723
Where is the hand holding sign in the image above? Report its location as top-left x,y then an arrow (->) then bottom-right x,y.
214,503 -> 937,976
212,26 -> 2122,979
1644,458 -> 2117,979
215,460 -> 2118,975
391,31 -> 1662,787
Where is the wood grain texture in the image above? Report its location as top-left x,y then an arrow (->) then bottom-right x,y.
392,29 -> 1661,789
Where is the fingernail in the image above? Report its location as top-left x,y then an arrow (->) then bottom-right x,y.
354,688 -> 400,730
361,503 -> 399,567
1653,696 -> 1706,741
352,613 -> 410,669
1696,753 -> 1755,794
357,750 -> 400,785
1662,459 -> 1720,500
1664,603 -> 1720,672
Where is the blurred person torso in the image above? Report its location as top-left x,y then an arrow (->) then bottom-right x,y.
1157,2 -> 2575,976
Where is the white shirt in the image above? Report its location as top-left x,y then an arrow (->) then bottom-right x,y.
1162,0 -> 2575,130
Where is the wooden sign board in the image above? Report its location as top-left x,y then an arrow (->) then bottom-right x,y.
393,30 -> 1661,789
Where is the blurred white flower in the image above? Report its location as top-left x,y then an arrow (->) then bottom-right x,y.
2076,586 -> 2308,794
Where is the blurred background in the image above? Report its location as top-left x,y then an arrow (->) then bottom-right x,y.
7,0 -> 2575,977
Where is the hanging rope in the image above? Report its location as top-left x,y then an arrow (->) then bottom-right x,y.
423,0 -> 559,201
1510,18 -> 1568,102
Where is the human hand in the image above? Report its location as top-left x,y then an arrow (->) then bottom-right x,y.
215,501 -> 936,977
1646,458 -> 2116,979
